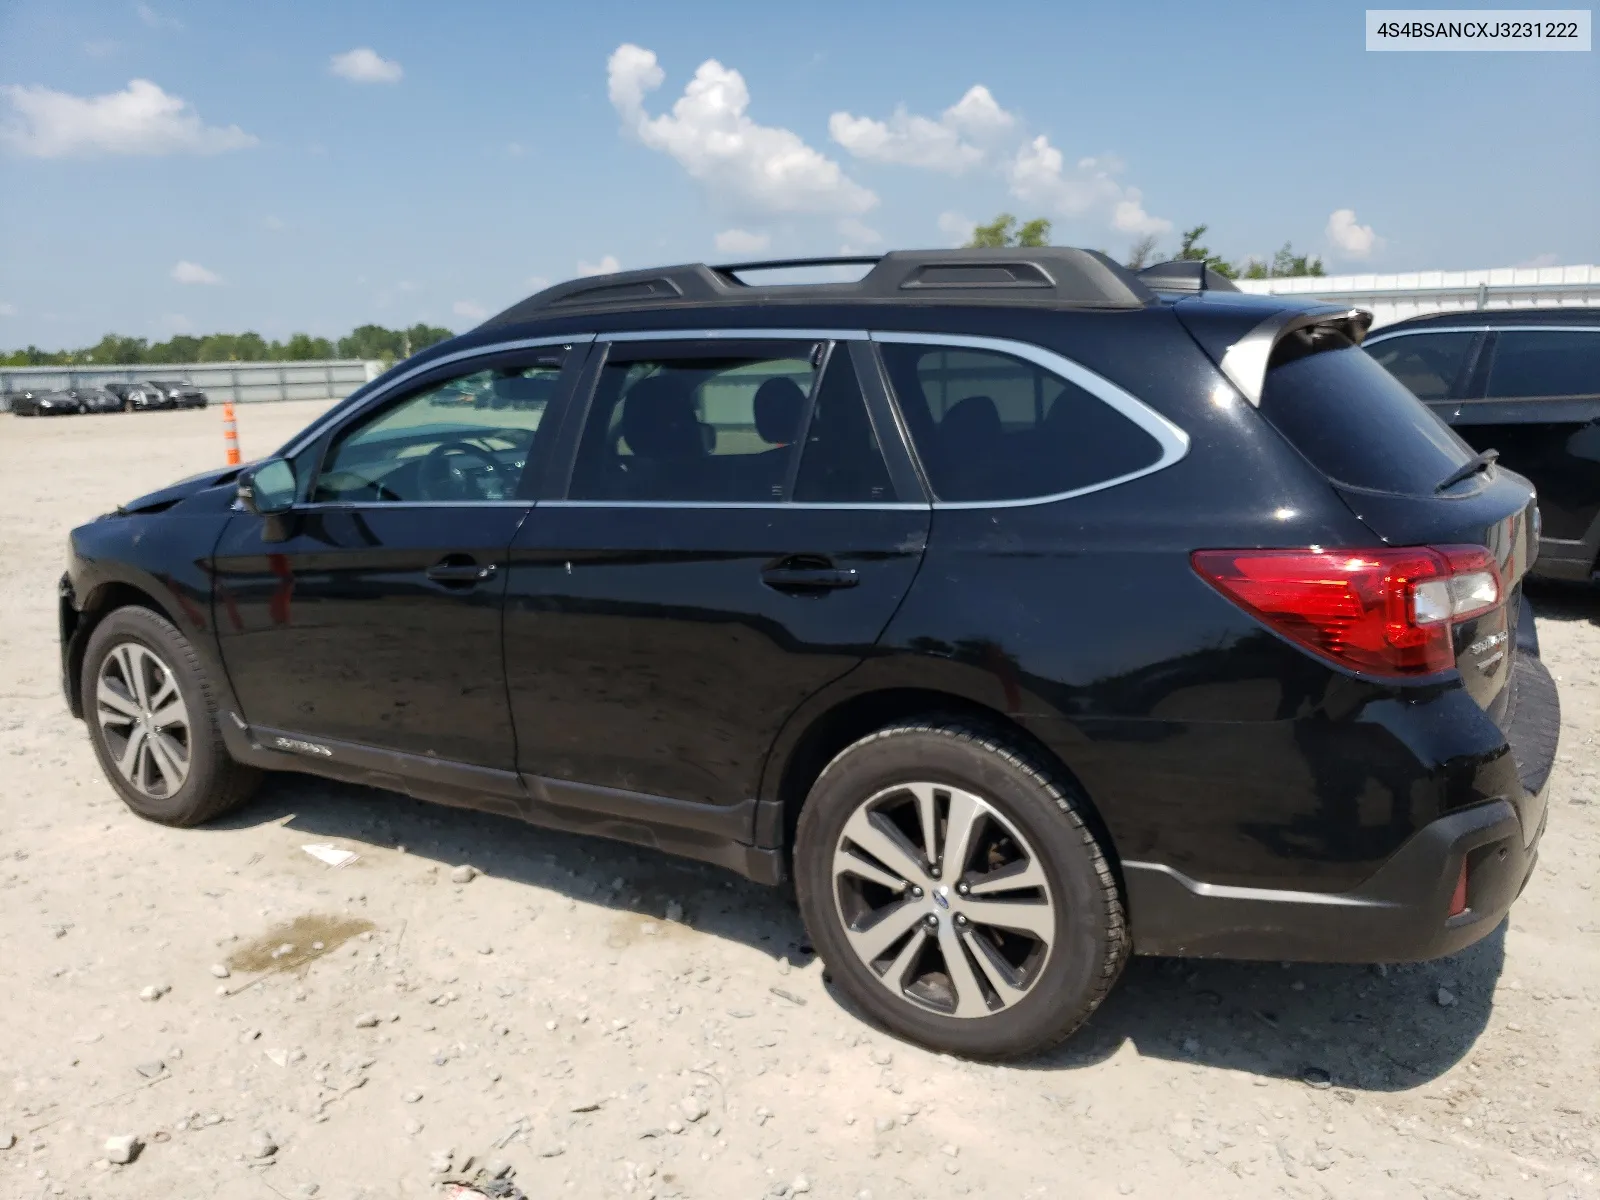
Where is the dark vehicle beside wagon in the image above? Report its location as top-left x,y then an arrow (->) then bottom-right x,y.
58,249 -> 1559,1057
1367,309 -> 1600,582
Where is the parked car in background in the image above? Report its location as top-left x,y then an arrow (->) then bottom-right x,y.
11,389 -> 84,416
151,381 -> 209,409
104,382 -> 170,412
4,389 -> 43,414
1366,309 -> 1600,582
60,248 -> 1557,1058
68,387 -> 125,414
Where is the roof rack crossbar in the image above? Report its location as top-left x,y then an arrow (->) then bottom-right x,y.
712,255 -> 883,274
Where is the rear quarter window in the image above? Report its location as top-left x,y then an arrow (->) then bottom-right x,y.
1262,332 -> 1474,495
877,342 -> 1166,502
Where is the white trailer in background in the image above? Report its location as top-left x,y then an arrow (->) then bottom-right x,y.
1235,264 -> 1600,329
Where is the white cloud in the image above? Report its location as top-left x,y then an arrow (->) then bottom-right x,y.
1111,189 -> 1170,237
505,141 -> 525,157
330,47 -> 403,84
452,300 -> 487,321
136,4 -> 182,30
526,275 -> 550,290
0,79 -> 257,158
1519,252 -> 1560,268
577,255 -> 621,277
829,85 -> 1014,173
0,302 -> 16,317
829,110 -> 978,173
1008,136 -> 1171,235
607,43 -> 875,216
715,229 -> 770,255
937,211 -> 975,245
263,214 -> 285,231
838,217 -> 881,245
84,39 -> 120,58
1326,208 -> 1378,259
942,85 -> 1015,140
171,260 -> 220,285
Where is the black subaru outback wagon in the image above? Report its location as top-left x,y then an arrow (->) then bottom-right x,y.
60,249 -> 1558,1058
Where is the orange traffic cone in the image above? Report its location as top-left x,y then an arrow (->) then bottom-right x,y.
222,401 -> 241,465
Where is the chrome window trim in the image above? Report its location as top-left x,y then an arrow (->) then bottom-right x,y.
597,328 -> 870,343
290,500 -> 534,511
541,500 -> 927,511
1366,324 -> 1600,344
868,330 -> 1191,510
277,334 -> 596,459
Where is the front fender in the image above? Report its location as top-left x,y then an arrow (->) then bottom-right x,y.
63,492 -> 242,733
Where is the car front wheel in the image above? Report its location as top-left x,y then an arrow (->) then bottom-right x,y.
794,719 -> 1127,1059
82,605 -> 261,826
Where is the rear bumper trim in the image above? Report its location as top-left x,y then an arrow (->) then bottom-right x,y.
1124,796 -> 1540,962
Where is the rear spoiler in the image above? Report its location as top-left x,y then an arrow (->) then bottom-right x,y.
1178,303 -> 1374,406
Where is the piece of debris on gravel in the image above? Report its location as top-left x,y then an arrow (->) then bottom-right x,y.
104,1134 -> 141,1165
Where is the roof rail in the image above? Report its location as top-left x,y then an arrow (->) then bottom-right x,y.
484,247 -> 1156,326
1139,260 -> 1242,294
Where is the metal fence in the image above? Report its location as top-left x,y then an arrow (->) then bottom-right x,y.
1235,263 -> 1600,329
0,359 -> 383,412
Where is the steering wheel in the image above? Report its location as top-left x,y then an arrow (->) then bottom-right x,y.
418,440 -> 504,502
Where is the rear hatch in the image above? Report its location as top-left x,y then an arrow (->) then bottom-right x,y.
1252,323 -> 1538,718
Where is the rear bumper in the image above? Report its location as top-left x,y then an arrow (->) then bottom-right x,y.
1125,652 -> 1558,962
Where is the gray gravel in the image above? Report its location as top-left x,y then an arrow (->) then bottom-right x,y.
1,402 -> 1598,1199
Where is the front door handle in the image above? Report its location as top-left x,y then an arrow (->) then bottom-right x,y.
427,556 -> 497,585
761,556 -> 859,593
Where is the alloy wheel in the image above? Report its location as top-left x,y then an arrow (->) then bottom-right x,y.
832,782 -> 1055,1019
96,642 -> 191,799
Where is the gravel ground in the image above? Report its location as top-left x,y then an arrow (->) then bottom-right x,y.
2,401 -> 1597,1200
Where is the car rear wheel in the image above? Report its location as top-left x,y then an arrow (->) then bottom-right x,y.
794,719 -> 1127,1059
82,606 -> 261,826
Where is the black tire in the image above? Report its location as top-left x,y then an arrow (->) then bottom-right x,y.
794,718 -> 1127,1059
81,605 -> 261,826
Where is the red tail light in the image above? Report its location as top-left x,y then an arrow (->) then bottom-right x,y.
1191,545 -> 1501,678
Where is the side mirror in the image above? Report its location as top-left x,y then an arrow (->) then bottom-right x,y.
237,458 -> 297,516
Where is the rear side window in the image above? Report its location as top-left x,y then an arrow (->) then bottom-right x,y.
1486,330 -> 1600,398
570,344 -> 819,502
1260,333 -> 1473,495
1366,331 -> 1476,400
877,343 -> 1163,502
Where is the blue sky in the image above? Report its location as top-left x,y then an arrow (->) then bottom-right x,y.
0,0 -> 1595,348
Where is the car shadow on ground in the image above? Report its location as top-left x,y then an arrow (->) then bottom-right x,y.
213,771 -> 1502,1092
1525,578 -> 1599,626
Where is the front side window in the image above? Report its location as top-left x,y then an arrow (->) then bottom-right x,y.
312,355 -> 561,503
1366,331 -> 1477,401
1486,330 -> 1600,399
570,344 -> 820,502
877,342 -> 1163,502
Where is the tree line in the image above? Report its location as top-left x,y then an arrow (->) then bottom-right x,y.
1,322 -> 456,368
966,214 -> 1326,278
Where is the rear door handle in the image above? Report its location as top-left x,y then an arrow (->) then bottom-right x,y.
427,556 -> 497,585
761,557 -> 859,593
